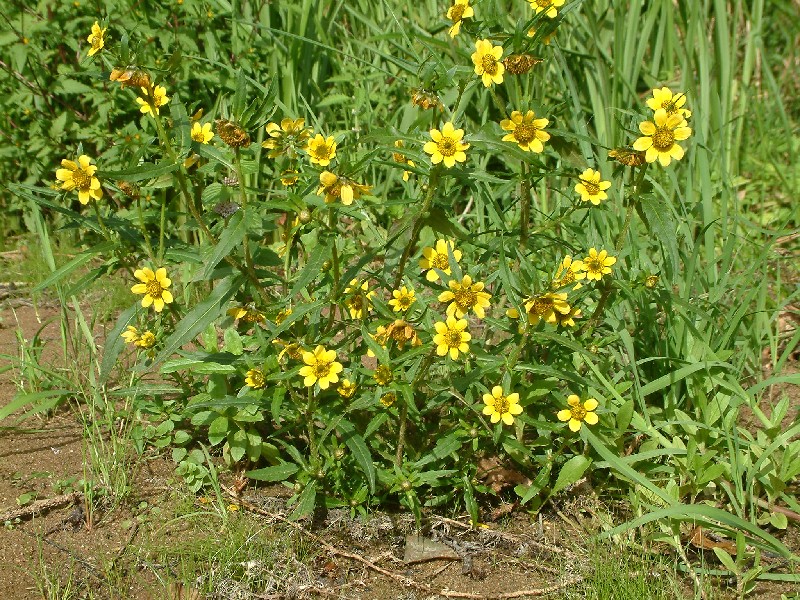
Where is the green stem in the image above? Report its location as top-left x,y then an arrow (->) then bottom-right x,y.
91,200 -> 111,241
233,148 -> 259,288
158,189 -> 167,263
306,387 -> 318,463
520,160 -> 531,247
136,195 -> 156,264
395,349 -> 436,467
393,167 -> 441,289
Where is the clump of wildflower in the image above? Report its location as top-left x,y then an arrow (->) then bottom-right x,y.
646,88 -> 691,119
503,53 -> 541,75
557,395 -> 599,432
552,256 -> 586,291
130,267 -> 173,312
471,39 -> 505,87
410,88 -> 442,111
583,248 -> 616,281
262,118 -> 311,158
392,140 -> 415,181
423,122 -> 469,168
632,109 -> 692,167
110,67 -> 151,89
433,316 -> 471,360
136,85 -> 169,116
86,21 -> 106,56
216,118 -> 251,148
482,386 -> 523,425
528,0 -> 565,18
337,379 -> 357,399
55,155 -> 102,204
446,0 -> 474,38
373,365 -> 393,386
245,368 -> 266,390
575,168 -> 611,205
419,239 -> 462,282
389,286 -> 416,312
299,345 -> 343,390
317,171 -> 371,206
227,305 -> 265,324
439,275 -> 491,319
305,134 -> 337,166
191,122 -> 214,144
344,279 -> 375,319
500,110 -> 550,153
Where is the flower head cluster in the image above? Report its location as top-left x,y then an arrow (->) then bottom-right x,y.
191,122 -> 214,144
471,39 -> 505,87
245,368 -> 266,390
86,21 -> 106,56
344,279 -> 375,319
305,134 -> 337,166
56,155 -> 102,205
633,88 -> 692,166
439,275 -> 491,319
575,168 -> 611,205
121,326 -> 156,349
528,0 -> 565,18
433,316 -> 471,360
299,345 -> 343,389
501,110 -> 549,153
262,118 -> 311,159
136,85 -> 169,116
389,286 -> 416,312
369,320 -> 422,356
131,267 -> 174,312
552,255 -> 586,291
557,395 -> 599,432
419,239 -> 462,281
583,248 -> 616,281
317,171 -> 371,206
423,122 -> 469,168
446,0 -> 474,38
482,386 -> 523,425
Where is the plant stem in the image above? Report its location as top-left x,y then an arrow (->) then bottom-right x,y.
520,160 -> 531,247
233,147 -> 259,288
136,195 -> 156,264
393,167 -> 440,289
396,349 -> 436,467
306,387 -> 318,463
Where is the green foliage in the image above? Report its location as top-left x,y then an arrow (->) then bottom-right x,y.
4,0 -> 799,589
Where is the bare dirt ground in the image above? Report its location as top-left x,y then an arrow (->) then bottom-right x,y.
1,303 -> 797,600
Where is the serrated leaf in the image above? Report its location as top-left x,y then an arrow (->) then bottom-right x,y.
200,211 -> 246,280
289,480 -> 317,520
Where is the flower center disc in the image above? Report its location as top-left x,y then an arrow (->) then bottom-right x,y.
146,281 -> 163,299
72,169 -> 91,190
583,180 -> 600,195
444,330 -> 462,347
432,254 -> 450,270
450,5 -> 465,21
454,288 -> 477,310
494,396 -> 510,414
437,138 -> 457,157
652,127 -> 675,151
481,55 -> 498,75
314,362 -> 331,378
571,406 -> 587,420
513,123 -> 536,144
536,0 -> 552,7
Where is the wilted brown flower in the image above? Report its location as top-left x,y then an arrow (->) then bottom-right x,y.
503,53 -> 542,75
110,67 -> 151,89
216,119 -> 251,148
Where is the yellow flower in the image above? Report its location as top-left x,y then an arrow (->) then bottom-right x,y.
262,118 -> 311,158
471,39 -> 505,87
135,331 -> 156,349
632,109 -> 692,167
337,378 -> 357,399
446,0 -> 474,38
121,325 -> 141,345
299,345 -> 343,389
522,292 -> 571,326
552,255 -> 586,291
410,88 -> 442,111
388,286 -> 416,312
423,122 -> 469,168
557,306 -> 582,328
305,134 -> 337,166
227,305 -> 265,324
575,168 -> 611,205
500,110 -> 550,153
245,368 -> 266,389
55,155 -> 102,204
433,316 -> 471,360
227,504 -> 239,512
344,278 -> 375,319
373,365 -> 393,386
583,248 -> 616,281
130,267 -> 174,312
527,27 -> 555,44
392,140 -> 415,181
482,386 -> 523,426
528,0 -> 565,19
368,320 -> 422,356
419,239 -> 462,282
646,87 -> 691,119
380,392 -> 397,407
136,85 -> 169,116
191,122 -> 214,144
438,275 -> 491,319
557,395 -> 599,432
110,67 -> 151,89
280,169 -> 300,186
86,21 -> 106,56
317,171 -> 371,206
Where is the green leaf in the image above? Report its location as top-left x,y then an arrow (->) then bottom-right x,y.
208,416 -> 229,445
101,161 -> 180,182
517,462 -> 552,505
223,328 -> 243,355
99,302 -> 140,384
146,277 -> 239,368
638,194 -> 679,278
712,548 -> 738,574
33,242 -> 115,292
289,480 -> 317,520
200,211 -> 246,280
0,390 -> 71,422
551,455 -> 591,495
337,419 -> 376,493
247,462 -> 300,482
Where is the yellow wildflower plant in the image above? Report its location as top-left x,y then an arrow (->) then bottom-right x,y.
262,118 -> 311,158
305,134 -> 337,166
419,239 -> 462,282
136,85 -> 169,116
575,168 -> 611,205
522,292 -> 571,326
245,368 -> 266,390
500,110 -> 550,153
337,378 -> 357,399
131,267 -> 174,312
557,395 -> 599,432
317,171 -> 371,206
298,345 -> 343,390
388,286 -> 416,312
438,275 -> 491,319
646,87 -> 691,119
433,316 -> 471,360
552,255 -> 586,291
191,122 -> 214,144
86,21 -> 106,56
471,39 -> 505,87
392,140 -> 415,181
227,305 -> 265,324
528,0 -> 565,19
632,108 -> 692,167
583,248 -> 617,281
482,386 -> 523,426
423,121 -> 469,168
446,0 -> 474,38
55,155 -> 102,204
344,278 -> 375,319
